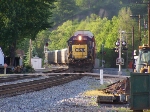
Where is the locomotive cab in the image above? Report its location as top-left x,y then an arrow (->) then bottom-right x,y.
67,30 -> 96,72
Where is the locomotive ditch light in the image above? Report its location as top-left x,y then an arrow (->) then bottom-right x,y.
78,35 -> 82,41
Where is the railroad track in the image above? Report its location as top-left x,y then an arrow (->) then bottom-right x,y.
0,74 -> 83,98
42,67 -> 69,73
0,68 -> 69,84
0,75 -> 41,83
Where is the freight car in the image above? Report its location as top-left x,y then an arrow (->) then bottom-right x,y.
46,48 -> 68,66
67,30 -> 96,72
57,49 -> 68,64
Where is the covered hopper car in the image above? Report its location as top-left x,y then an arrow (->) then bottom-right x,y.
46,48 -> 68,66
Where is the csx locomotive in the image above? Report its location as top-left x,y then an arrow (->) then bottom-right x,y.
45,30 -> 96,72
67,30 -> 96,72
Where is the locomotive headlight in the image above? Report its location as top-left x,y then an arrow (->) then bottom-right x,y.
78,36 -> 82,41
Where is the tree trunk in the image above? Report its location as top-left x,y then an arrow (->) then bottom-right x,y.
9,42 -> 16,66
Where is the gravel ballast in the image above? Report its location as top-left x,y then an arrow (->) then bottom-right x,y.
0,76 -> 130,112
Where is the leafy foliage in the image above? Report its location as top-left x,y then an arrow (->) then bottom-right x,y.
0,0 -> 55,65
52,0 -> 78,25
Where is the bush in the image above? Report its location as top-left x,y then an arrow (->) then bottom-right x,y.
25,65 -> 32,70
24,64 -> 35,73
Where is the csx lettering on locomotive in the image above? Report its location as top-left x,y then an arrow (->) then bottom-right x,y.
75,48 -> 85,52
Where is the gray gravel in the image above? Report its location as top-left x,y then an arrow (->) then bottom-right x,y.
0,76 -> 130,112
93,68 -> 132,76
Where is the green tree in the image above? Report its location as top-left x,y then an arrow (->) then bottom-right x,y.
0,0 -> 55,66
52,0 -> 78,24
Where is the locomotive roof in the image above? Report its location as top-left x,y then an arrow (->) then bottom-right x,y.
73,30 -> 94,38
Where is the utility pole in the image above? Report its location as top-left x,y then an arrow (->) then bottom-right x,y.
139,15 -> 141,42
130,14 -> 141,45
101,44 -> 104,67
29,39 -> 32,66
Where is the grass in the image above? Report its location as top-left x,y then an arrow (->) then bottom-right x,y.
84,89 -> 113,96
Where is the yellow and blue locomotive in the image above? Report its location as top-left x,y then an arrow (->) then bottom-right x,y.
67,30 -> 96,72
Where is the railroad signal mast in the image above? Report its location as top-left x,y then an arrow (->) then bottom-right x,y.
115,31 -> 127,75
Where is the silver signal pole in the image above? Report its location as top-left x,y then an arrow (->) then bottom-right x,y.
118,31 -> 122,75
118,30 -> 125,75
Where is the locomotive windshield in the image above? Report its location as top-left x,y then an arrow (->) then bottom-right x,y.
72,40 -> 87,45
136,49 -> 150,72
140,50 -> 150,63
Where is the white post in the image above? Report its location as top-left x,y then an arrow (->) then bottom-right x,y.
4,63 -> 8,74
100,69 -> 103,84
4,68 -> 6,74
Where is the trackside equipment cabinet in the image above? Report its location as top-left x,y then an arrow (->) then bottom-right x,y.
130,73 -> 150,111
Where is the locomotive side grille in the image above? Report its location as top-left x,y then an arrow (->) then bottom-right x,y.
72,45 -> 87,59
